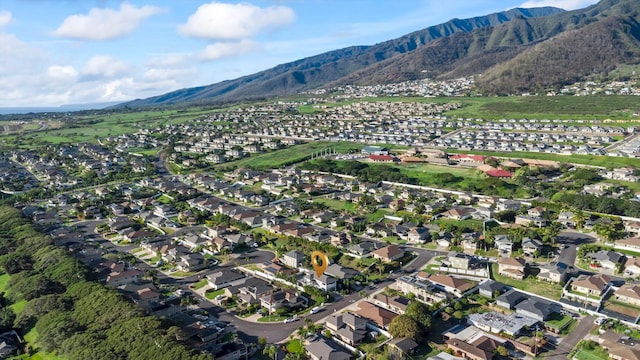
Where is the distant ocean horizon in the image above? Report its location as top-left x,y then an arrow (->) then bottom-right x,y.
0,102 -> 121,115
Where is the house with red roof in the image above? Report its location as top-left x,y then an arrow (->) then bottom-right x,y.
486,169 -> 513,179
369,154 -> 397,162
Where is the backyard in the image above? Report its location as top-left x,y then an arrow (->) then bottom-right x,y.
490,263 -> 564,300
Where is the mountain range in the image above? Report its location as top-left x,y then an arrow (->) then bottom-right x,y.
119,0 -> 640,108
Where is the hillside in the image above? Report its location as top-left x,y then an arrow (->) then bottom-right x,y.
118,7 -> 563,107
118,0 -> 640,107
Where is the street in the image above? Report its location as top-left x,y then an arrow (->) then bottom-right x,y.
542,315 -> 594,359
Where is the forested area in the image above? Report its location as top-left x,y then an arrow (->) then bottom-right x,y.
552,192 -> 640,218
0,206 -> 211,360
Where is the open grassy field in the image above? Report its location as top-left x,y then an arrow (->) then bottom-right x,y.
218,141 -> 361,169
297,95 -> 640,120
446,149 -> 640,168
314,198 -> 357,213
490,263 -> 564,300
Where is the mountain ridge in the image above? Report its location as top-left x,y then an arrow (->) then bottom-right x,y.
117,0 -> 640,108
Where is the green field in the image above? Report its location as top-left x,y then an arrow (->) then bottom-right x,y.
490,263 -> 564,300
297,95 -> 640,120
314,198 -> 357,213
446,149 -> 640,168
218,141 -> 361,170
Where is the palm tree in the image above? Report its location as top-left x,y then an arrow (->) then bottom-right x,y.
263,344 -> 277,360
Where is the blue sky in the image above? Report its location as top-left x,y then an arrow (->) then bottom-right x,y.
0,0 -> 598,107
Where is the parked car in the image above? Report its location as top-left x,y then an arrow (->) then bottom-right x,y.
283,318 -> 298,324
310,306 -> 322,314
594,317 -> 606,325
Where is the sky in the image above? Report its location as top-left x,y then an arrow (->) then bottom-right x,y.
0,0 -> 599,107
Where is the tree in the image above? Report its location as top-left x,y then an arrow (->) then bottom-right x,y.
405,301 -> 432,331
389,315 -> 421,341
263,344 -> 277,360
495,345 -> 509,357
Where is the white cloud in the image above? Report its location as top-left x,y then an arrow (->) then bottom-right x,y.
47,65 -> 78,81
0,11 -> 11,29
518,0 -> 598,10
53,3 -> 164,41
199,40 -> 260,61
179,1 -> 295,40
81,55 -> 132,80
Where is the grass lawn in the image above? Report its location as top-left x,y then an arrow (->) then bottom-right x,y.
257,314 -> 289,322
366,209 -> 390,222
126,148 -> 159,156
0,273 -> 9,292
205,288 -> 225,299
445,149 -> 639,169
574,344 -> 610,360
191,279 -> 209,290
10,352 -> 67,360
544,313 -> 575,332
285,339 -> 304,354
490,263 -> 563,300
170,271 -> 195,278
313,198 -> 357,214
219,141 -> 361,170
10,300 -> 27,314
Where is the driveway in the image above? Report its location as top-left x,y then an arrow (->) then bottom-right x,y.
556,231 -> 597,266
542,315 -> 594,360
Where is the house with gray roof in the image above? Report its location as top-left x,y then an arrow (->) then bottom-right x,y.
305,335 -> 351,360
496,289 -> 526,310
478,280 -> 506,298
515,297 -> 559,321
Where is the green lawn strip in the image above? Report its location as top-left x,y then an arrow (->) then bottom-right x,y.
205,288 -> 225,299
257,314 -> 289,323
544,313 -> 574,332
445,149 -> 638,168
490,263 -> 563,300
10,300 -> 27,314
313,198 -> 357,214
0,273 -> 10,292
191,279 -> 209,290
285,339 -> 304,354
574,345 -> 610,360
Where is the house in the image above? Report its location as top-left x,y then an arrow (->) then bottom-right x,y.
206,269 -> 246,290
495,289 -> 526,310
346,241 -> 378,257
617,237 -> 640,252
395,276 -> 448,305
260,290 -> 306,313
557,211 -> 576,228
522,238 -> 543,256
537,262 -> 570,284
325,263 -> 358,280
440,207 -> 474,220
408,227 -> 431,244
497,257 -> 526,280
354,301 -> 398,330
614,283 -> 640,307
373,294 -> 410,314
598,330 -> 640,360
371,244 -> 404,263
586,250 -> 625,271
515,297 -> 559,321
625,257 -> 640,277
106,269 -> 142,287
282,250 -> 305,269
571,274 -> 612,297
427,352 -> 465,360
448,253 -> 471,270
527,206 -> 546,218
468,311 -> 538,337
445,325 -> 506,360
325,312 -> 367,346
477,280 -> 506,298
177,253 -> 208,272
305,273 -> 338,292
305,336 -> 351,360
423,273 -> 475,297
494,235 -> 513,254
388,337 -> 419,358
496,199 -> 521,212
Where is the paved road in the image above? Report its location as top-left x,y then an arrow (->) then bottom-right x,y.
542,315 -> 594,359
556,231 -> 597,266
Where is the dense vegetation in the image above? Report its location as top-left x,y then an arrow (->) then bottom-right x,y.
552,192 -> 640,217
0,206 -> 211,360
300,159 -> 526,198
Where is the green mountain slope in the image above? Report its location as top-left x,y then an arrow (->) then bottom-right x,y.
118,7 -> 563,107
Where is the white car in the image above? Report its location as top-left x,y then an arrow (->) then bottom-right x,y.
215,294 -> 225,301
594,317 -> 606,325
283,318 -> 298,324
310,306 -> 321,314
